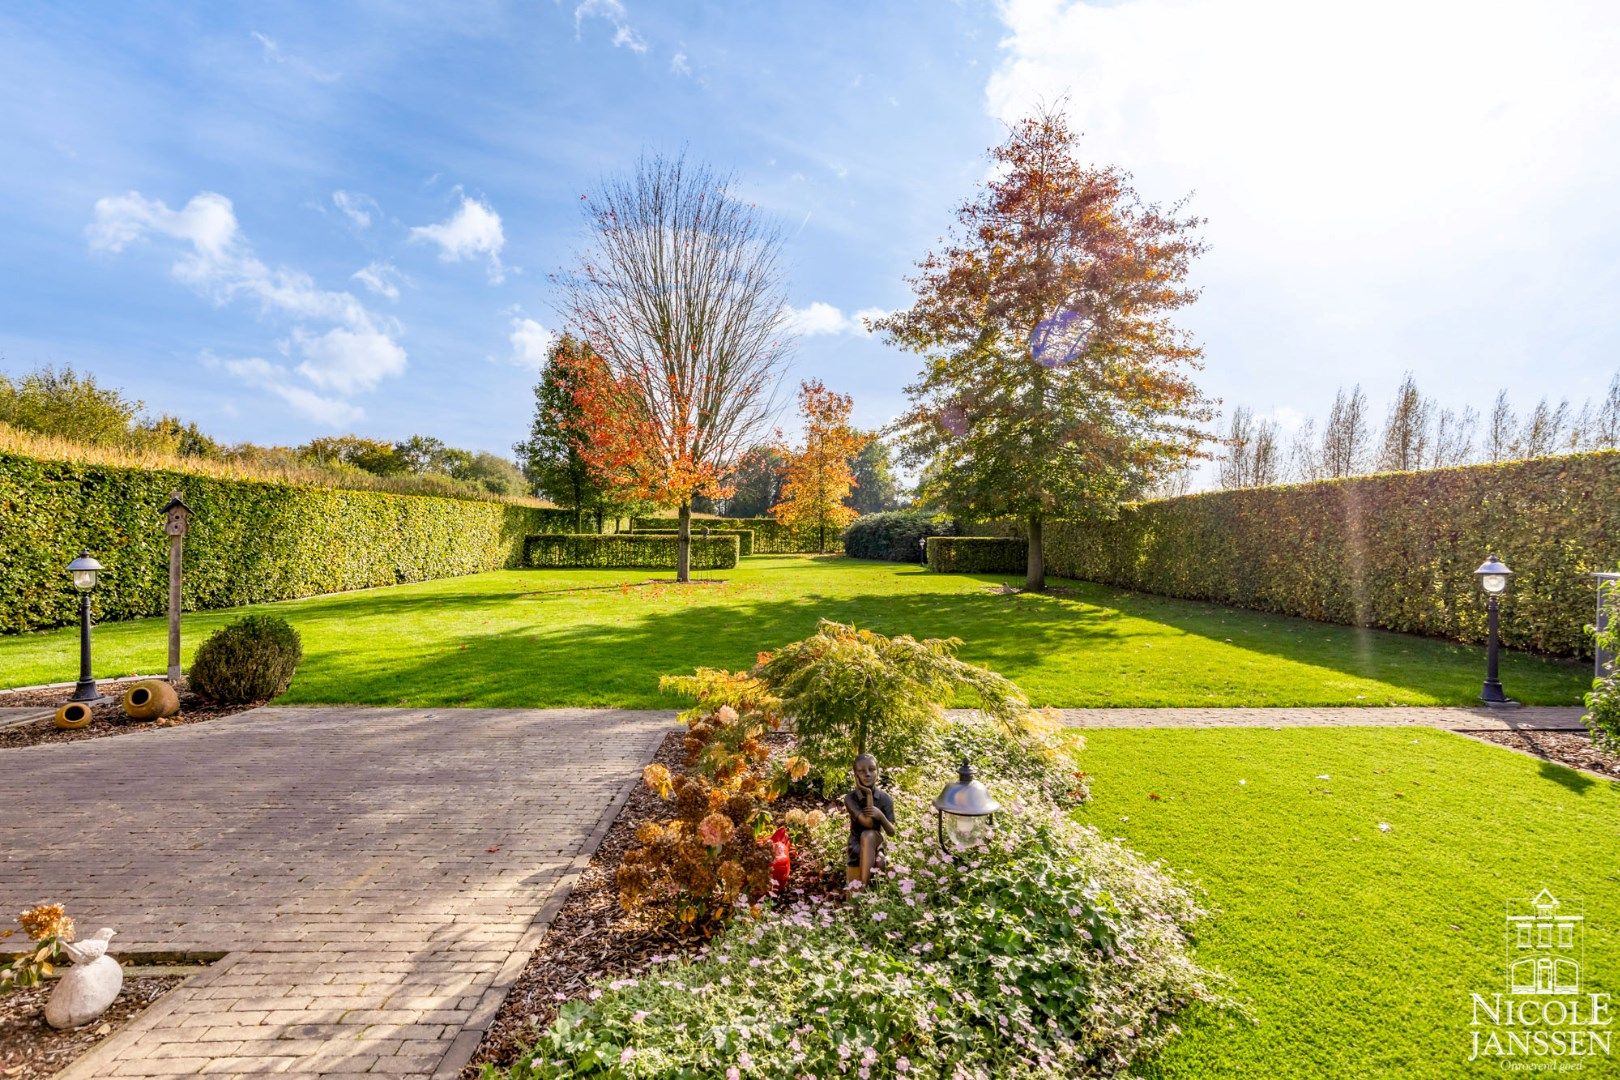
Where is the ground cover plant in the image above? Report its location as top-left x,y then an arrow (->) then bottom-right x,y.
1077,727 -> 1620,1078
0,557 -> 1587,707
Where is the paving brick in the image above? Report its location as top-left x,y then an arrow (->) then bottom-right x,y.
2,706 -> 671,1079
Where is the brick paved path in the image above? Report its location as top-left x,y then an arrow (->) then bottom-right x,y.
0,706 -> 670,1078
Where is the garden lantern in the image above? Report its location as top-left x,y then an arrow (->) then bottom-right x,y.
66,551 -> 105,704
933,758 -> 999,853
1474,554 -> 1517,707
919,535 -> 928,566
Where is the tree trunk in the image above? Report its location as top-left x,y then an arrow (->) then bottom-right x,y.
677,501 -> 692,583
1025,512 -> 1045,593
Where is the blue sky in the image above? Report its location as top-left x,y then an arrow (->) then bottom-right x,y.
3,0 -> 1618,466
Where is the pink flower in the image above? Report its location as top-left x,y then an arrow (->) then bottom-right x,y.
727,1069 -> 741,1080
620,1047 -> 636,1064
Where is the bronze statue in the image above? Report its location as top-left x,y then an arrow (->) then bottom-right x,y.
843,753 -> 896,886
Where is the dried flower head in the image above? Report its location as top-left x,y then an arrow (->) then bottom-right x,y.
786,755 -> 811,781
18,904 -> 73,943
642,763 -> 674,799
697,812 -> 736,849
805,809 -> 827,829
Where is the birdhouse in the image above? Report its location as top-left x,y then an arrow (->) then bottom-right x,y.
162,492 -> 191,537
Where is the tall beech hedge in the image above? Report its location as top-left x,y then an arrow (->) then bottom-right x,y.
523,533 -> 740,570
927,536 -> 1028,575
632,528 -> 755,556
630,516 -> 837,554
0,450 -> 565,634
1022,452 -> 1620,657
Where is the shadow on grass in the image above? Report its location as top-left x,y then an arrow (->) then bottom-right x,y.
281,570 -> 1585,708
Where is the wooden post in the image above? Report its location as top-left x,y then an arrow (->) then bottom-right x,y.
162,492 -> 191,684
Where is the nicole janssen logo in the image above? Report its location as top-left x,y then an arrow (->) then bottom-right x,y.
1470,889 -> 1612,1067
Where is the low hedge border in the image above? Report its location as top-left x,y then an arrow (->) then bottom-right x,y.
926,536 -> 1028,575
632,528 -> 755,557
631,516 -> 837,554
523,533 -> 740,570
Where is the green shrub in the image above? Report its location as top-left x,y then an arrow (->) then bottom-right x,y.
631,516 -> 835,554
631,528 -> 755,556
754,619 -> 1040,791
1024,452 -> 1620,656
189,614 -> 303,704
927,535 -> 1028,574
523,533 -> 739,570
500,718 -> 1221,1080
842,510 -> 953,561
0,449 -> 563,634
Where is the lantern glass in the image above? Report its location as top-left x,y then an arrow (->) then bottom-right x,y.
1481,573 -> 1508,595
939,809 -> 991,852
72,568 -> 98,591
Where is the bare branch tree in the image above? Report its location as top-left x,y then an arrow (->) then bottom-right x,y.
1487,390 -> 1518,462
1320,385 -> 1371,478
1377,372 -> 1433,472
558,152 -> 791,581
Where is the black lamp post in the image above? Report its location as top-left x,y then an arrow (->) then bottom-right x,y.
1475,554 -> 1517,708
66,551 -> 105,704
933,758 -> 999,853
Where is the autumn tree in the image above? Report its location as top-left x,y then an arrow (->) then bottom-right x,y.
723,445 -> 788,517
515,334 -> 636,530
875,107 -> 1212,591
770,380 -> 870,552
558,153 -> 791,582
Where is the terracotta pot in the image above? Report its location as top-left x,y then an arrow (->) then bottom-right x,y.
122,680 -> 180,721
54,702 -> 94,730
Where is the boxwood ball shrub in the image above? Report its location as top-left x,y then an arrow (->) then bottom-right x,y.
842,509 -> 954,561
927,535 -> 1028,575
1025,451 -> 1620,656
523,533 -> 739,570
189,614 -> 303,704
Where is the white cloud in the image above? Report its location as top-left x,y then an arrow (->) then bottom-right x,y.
409,195 -> 507,283
507,316 -> 556,368
214,355 -> 365,426
985,0 -> 1620,402
90,189 -> 406,411
293,326 -> 407,394
574,0 -> 647,53
783,302 -> 886,336
331,189 -> 379,229
352,260 -> 401,300
250,30 -> 339,84
670,51 -> 691,77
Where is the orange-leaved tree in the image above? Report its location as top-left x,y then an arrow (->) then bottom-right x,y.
873,105 -> 1213,591
770,380 -> 869,552
558,153 -> 792,582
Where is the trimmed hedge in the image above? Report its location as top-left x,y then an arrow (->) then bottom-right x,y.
633,528 -> 755,557
630,516 -> 838,554
523,533 -> 740,570
843,510 -> 954,562
1024,452 -> 1620,657
0,450 -> 557,634
927,536 -> 1028,575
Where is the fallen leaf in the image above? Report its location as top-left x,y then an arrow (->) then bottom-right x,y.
95,1022 -> 112,1035
486,846 -> 501,853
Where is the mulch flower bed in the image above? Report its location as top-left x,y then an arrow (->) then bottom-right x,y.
463,729 -> 842,1078
1464,727 -> 1620,780
0,974 -> 184,1079
0,682 -> 262,751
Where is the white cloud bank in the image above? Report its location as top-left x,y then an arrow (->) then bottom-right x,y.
783,302 -> 887,337
90,190 -> 405,422
409,194 -> 507,283
507,316 -> 556,368
985,0 -> 1620,401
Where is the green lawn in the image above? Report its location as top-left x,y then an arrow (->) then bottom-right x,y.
0,556 -> 1587,706
1080,728 -> 1620,1078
